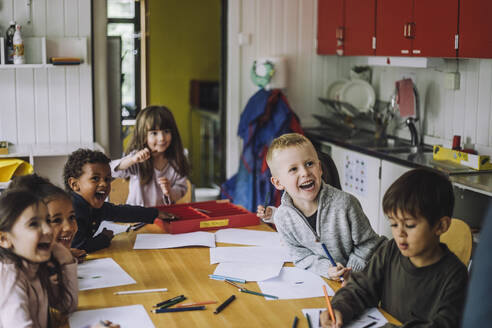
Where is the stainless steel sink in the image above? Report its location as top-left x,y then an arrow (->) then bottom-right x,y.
372,145 -> 433,154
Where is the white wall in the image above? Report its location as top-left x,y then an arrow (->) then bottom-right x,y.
0,0 -> 92,145
227,0 -> 492,177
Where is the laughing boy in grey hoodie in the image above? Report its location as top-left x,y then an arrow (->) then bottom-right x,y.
268,133 -> 385,280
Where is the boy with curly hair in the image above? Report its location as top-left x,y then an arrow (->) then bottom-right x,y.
64,148 -> 170,252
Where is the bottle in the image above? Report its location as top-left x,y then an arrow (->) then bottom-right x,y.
13,24 -> 24,64
5,21 -> 15,64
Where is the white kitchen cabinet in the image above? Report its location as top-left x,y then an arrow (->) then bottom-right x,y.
326,142 -> 382,233
379,160 -> 413,238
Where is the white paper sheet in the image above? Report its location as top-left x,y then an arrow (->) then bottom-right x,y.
133,231 -> 216,249
213,261 -> 284,281
94,220 -> 130,236
215,228 -> 282,246
301,307 -> 388,328
209,246 -> 291,264
69,304 -> 155,328
77,258 -> 136,291
257,267 -> 334,300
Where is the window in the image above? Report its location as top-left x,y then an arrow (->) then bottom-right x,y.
107,0 -> 141,119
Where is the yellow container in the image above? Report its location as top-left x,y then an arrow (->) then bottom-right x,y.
433,145 -> 492,171
0,141 -> 8,155
0,159 -> 33,182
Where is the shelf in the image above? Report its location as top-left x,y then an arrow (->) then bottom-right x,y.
0,36 -> 87,69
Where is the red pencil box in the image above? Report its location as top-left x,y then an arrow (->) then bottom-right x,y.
154,200 -> 260,234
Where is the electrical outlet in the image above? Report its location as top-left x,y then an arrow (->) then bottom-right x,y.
444,72 -> 460,90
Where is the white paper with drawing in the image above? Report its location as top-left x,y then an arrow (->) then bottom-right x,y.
258,267 -> 334,300
133,231 -> 216,249
94,220 -> 130,236
77,258 -> 136,291
69,304 -> 155,328
215,228 -> 282,246
213,261 -> 284,281
209,246 -> 291,264
301,307 -> 388,328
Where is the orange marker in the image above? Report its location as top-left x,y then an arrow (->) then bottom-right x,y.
323,285 -> 336,323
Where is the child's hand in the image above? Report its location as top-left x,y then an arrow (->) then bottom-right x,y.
132,148 -> 151,164
341,269 -> 351,287
47,261 -> 59,285
91,320 -> 120,328
327,263 -> 351,281
101,228 -> 114,240
157,210 -> 178,220
320,309 -> 343,328
158,177 -> 171,196
51,242 -> 75,265
70,248 -> 87,263
257,205 -> 273,220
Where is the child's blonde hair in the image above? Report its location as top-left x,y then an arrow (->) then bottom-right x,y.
266,133 -> 311,170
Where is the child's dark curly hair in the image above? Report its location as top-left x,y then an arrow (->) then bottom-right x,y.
63,148 -> 110,191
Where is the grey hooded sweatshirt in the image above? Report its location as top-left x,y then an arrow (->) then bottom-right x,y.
274,182 -> 386,278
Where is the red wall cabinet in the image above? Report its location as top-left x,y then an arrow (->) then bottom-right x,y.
459,0 -> 492,58
344,0 -> 376,56
376,0 -> 458,57
317,0 -> 344,55
317,0 -> 376,56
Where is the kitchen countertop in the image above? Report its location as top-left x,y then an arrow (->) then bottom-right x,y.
304,126 -> 492,196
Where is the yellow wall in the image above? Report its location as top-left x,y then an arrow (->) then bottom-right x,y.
147,0 -> 221,184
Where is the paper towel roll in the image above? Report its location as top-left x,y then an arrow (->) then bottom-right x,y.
258,56 -> 287,90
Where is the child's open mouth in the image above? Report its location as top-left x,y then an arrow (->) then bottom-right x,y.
58,235 -> 73,247
95,190 -> 107,201
299,181 -> 315,190
37,242 -> 52,251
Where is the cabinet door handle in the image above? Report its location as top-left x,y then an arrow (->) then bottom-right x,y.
337,27 -> 344,41
408,22 -> 415,39
403,23 -> 407,37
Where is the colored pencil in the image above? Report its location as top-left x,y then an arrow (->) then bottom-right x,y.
306,313 -> 313,328
292,316 -> 299,328
209,274 -> 246,283
322,243 -> 344,282
240,288 -> 279,299
323,285 -> 336,323
175,300 -> 217,308
153,294 -> 185,308
152,305 -> 205,313
114,288 -> 167,295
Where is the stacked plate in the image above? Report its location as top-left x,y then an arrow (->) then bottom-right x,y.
325,79 -> 375,116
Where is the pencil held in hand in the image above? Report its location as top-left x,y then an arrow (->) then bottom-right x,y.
323,285 -> 336,323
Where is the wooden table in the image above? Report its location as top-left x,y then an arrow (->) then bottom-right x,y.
75,223 -> 400,327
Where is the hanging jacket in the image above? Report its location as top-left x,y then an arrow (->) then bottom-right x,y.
221,88 -> 303,211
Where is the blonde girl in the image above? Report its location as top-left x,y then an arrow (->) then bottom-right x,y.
111,106 -> 190,206
0,190 -> 78,327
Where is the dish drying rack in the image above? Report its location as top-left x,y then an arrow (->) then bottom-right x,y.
317,97 -> 395,140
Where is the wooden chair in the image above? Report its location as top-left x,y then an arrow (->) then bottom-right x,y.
109,178 -> 193,205
109,178 -> 129,205
440,218 -> 473,266
176,179 -> 193,204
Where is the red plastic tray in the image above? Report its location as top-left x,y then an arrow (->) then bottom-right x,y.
154,200 -> 260,234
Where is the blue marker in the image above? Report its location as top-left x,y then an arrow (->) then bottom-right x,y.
321,243 -> 344,282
